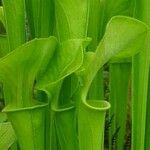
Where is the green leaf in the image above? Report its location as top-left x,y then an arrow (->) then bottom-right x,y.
0,6 -> 6,34
145,78 -> 150,150
103,1 -> 134,149
36,38 -> 89,96
109,63 -> 131,150
78,100 -> 110,150
105,0 -> 134,19
0,36 -> 57,150
76,16 -> 148,150
87,0 -> 104,100
54,0 -> 90,125
133,1 -> 150,150
36,38 -> 89,150
0,112 -> 7,122
82,16 -> 148,96
0,6 -> 5,26
9,142 -> 18,150
54,0 -> 89,41
132,40 -> 150,150
0,122 -> 16,150
0,34 -> 9,57
25,0 -> 54,38
87,0 -> 102,51
2,0 -> 26,50
0,36 -> 57,107
54,106 -> 77,150
5,103 -> 47,150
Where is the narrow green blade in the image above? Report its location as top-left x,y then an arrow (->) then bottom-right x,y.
2,0 -> 26,50
132,48 -> 150,150
109,63 -> 131,150
25,0 -> 54,38
145,76 -> 150,150
131,1 -> 150,149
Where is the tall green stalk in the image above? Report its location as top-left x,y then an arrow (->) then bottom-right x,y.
2,0 -> 26,50
25,0 -> 54,38
145,74 -> 150,149
132,43 -> 150,150
132,1 -> 150,149
138,1 -> 150,150
109,63 -> 131,149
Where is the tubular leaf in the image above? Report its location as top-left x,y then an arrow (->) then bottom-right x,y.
0,37 -> 57,150
0,37 -> 57,107
82,16 -> 148,95
77,16 -> 149,150
36,39 -> 89,150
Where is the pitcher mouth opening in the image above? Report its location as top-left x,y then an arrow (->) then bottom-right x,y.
84,100 -> 111,111
51,103 -> 75,112
2,101 -> 48,113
